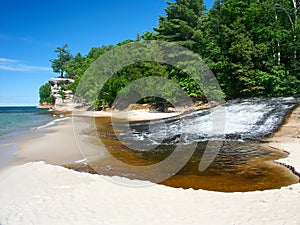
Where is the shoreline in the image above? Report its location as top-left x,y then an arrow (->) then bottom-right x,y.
0,109 -> 184,170
0,107 -> 299,224
14,117 -> 84,166
0,117 -> 82,171
263,104 -> 300,177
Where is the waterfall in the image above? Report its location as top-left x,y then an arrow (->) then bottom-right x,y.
116,97 -> 299,148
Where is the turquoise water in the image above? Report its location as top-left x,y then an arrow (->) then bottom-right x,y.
0,106 -> 69,168
0,107 -> 54,142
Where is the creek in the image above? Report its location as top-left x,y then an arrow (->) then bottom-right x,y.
68,97 -> 300,192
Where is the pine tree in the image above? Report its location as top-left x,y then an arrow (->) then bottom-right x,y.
50,44 -> 72,78
154,0 -> 206,50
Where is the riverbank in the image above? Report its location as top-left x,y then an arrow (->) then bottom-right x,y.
264,104 -> 300,175
0,106 -> 299,224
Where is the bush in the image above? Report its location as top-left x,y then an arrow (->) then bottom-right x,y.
39,83 -> 55,103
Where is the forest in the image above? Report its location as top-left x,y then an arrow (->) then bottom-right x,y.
40,0 -> 300,108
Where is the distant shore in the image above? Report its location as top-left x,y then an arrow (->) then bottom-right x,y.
0,106 -> 299,224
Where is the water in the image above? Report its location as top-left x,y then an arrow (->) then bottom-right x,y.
67,97 -> 300,192
0,107 -> 54,142
0,106 -> 69,168
115,97 -> 298,147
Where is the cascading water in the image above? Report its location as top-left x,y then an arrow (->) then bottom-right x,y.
67,97 -> 300,192
117,97 -> 299,148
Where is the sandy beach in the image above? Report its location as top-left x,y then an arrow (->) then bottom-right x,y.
15,118 -> 83,166
3,110 -> 182,168
0,107 -> 299,225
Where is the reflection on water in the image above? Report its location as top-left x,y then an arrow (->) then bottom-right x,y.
66,116 -> 299,192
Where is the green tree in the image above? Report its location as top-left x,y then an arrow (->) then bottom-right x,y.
50,44 -> 72,78
154,0 -> 206,50
64,53 -> 88,79
141,31 -> 158,40
43,0 -> 300,108
203,0 -> 299,98
39,83 -> 54,103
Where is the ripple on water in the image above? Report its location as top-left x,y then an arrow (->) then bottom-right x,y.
66,134 -> 299,192
67,98 -> 300,192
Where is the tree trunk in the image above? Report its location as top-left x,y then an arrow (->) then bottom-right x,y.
275,12 -> 281,65
292,0 -> 298,59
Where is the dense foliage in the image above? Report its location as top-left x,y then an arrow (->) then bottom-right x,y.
155,0 -> 300,98
43,0 -> 300,108
39,83 -> 54,104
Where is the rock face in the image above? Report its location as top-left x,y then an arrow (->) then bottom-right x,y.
49,78 -> 74,111
37,102 -> 54,109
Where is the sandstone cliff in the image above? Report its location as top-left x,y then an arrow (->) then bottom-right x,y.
38,78 -> 74,111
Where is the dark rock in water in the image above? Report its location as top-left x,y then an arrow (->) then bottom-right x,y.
276,162 -> 300,181
150,102 -> 168,112
65,163 -> 98,174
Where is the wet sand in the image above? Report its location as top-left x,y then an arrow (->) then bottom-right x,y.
0,107 -> 299,224
264,104 -> 300,175
4,110 -> 184,168
15,118 -> 83,166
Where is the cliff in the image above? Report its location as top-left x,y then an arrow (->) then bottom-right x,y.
38,78 -> 74,111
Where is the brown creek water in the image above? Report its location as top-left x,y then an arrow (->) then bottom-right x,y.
67,97 -> 300,192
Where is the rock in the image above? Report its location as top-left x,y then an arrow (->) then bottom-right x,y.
53,94 -> 63,105
48,78 -> 75,111
167,107 -> 177,113
128,104 -> 151,111
63,90 -> 73,94
150,102 -> 168,112
37,102 -> 54,109
49,78 -> 74,86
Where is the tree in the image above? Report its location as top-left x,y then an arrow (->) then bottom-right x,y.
39,83 -> 54,103
154,0 -> 206,50
41,0 -> 299,107
50,44 -> 72,78
153,0 -> 209,100
141,31 -> 158,40
202,0 -> 299,98
64,53 -> 88,79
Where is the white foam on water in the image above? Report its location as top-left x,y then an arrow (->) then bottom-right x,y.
34,117 -> 70,130
119,97 -> 299,145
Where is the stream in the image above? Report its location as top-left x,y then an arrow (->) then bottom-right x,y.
68,97 -> 300,192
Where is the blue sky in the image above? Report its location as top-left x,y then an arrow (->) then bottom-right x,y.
0,0 -> 214,106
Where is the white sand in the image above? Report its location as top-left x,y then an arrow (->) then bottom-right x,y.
74,110 -> 181,121
0,107 -> 299,225
15,118 -> 84,166
0,161 -> 299,225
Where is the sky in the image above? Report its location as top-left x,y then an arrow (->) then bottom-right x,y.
0,0 -> 214,106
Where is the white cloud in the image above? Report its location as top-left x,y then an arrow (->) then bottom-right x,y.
0,58 -> 16,63
0,58 -> 51,72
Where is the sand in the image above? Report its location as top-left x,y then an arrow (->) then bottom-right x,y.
0,107 -> 299,225
74,110 -> 181,121
11,110 -> 183,167
14,118 -> 83,166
